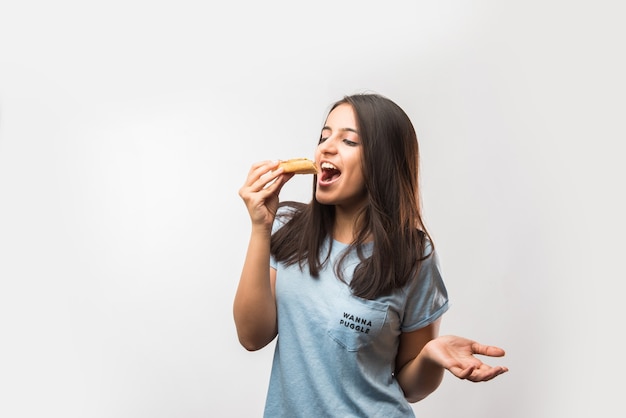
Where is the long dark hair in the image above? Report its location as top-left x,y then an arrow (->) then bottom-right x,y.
271,93 -> 432,299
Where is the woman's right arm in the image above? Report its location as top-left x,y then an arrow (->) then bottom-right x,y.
233,160 -> 292,351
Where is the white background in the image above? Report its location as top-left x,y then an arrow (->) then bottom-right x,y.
1,1 -> 624,417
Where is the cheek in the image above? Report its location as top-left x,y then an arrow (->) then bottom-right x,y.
348,169 -> 366,191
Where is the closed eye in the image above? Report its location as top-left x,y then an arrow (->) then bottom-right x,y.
343,139 -> 359,146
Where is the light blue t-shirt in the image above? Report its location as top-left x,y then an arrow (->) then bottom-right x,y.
265,215 -> 449,417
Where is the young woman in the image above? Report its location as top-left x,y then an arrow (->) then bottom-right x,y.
234,93 -> 508,417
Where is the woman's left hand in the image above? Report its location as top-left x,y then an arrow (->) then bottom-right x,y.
423,335 -> 509,382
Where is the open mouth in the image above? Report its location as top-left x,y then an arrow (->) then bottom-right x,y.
319,162 -> 341,185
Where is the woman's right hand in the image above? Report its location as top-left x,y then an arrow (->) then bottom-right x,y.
238,160 -> 294,229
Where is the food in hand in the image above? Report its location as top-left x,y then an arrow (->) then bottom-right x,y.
278,158 -> 318,174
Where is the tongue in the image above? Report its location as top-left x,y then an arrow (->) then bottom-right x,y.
322,170 -> 341,183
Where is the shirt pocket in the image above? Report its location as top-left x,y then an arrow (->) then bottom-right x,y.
326,293 -> 389,352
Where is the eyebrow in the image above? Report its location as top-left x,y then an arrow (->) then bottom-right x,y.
322,126 -> 360,135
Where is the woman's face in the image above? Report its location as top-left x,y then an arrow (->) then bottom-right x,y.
314,103 -> 367,209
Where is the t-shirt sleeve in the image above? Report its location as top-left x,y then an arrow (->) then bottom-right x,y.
400,245 -> 449,332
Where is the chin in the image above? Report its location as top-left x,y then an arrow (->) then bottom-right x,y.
314,192 -> 335,206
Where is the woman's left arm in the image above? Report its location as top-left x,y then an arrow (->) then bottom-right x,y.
394,319 -> 445,403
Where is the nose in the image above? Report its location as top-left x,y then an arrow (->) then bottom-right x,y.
317,135 -> 338,154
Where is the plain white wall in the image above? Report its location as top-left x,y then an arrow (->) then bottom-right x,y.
1,1 -> 624,417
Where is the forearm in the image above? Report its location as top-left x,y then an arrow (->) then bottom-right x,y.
233,226 -> 277,351
395,342 -> 445,403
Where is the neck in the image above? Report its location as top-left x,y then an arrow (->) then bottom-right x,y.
333,204 -> 364,244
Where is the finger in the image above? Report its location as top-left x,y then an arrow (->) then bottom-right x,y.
247,160 -> 278,175
240,177 -> 281,206
245,167 -> 283,194
469,365 -> 509,382
243,160 -> 279,184
449,365 -> 475,380
471,343 -> 506,358
261,174 -> 284,195
271,173 -> 294,194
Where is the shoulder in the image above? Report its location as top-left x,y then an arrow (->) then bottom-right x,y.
415,229 -> 435,259
276,201 -> 303,219
272,201 -> 306,234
